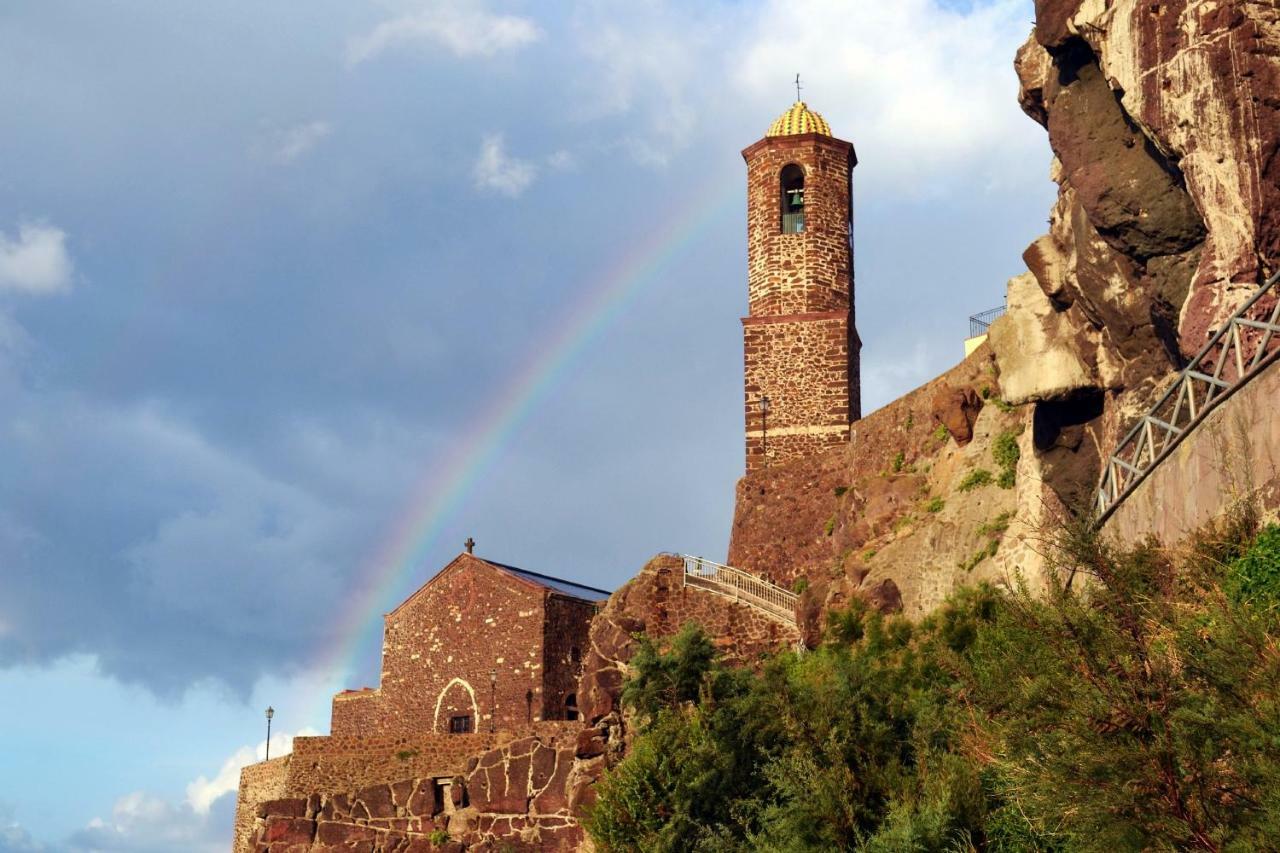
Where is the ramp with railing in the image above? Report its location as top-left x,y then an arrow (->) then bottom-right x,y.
1097,270 -> 1280,521
681,555 -> 798,627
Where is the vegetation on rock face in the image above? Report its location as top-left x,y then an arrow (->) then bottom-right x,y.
587,511 -> 1280,852
958,468 -> 994,492
992,430 -> 1020,489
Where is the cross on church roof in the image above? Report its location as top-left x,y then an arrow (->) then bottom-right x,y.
464,537 -> 475,554
794,73 -> 803,101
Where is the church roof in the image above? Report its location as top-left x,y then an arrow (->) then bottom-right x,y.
480,558 -> 612,602
766,101 -> 832,138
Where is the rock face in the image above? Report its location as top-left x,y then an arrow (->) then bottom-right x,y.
991,1 -> 1280,512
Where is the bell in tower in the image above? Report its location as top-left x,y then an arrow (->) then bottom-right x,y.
741,100 -> 861,472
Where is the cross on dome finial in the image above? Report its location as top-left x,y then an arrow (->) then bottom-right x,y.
795,73 -> 802,102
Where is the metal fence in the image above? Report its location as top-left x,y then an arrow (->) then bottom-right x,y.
681,555 -> 798,626
969,305 -> 1006,338
1097,270 -> 1280,520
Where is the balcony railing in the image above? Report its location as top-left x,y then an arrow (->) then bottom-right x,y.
681,555 -> 798,627
969,305 -> 1006,338
1096,269 -> 1280,520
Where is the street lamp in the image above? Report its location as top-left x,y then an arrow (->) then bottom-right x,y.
489,669 -> 497,733
759,396 -> 771,465
264,706 -> 274,760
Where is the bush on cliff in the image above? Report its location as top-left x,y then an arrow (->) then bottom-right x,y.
587,514 -> 1280,852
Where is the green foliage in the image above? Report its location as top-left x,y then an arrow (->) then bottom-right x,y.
905,411 -> 915,430
834,485 -> 849,497
976,512 -> 1013,538
958,469 -> 993,492
992,430 -> 1021,489
824,515 -> 837,536
793,577 -> 810,595
428,829 -> 451,845
991,397 -> 1016,413
395,748 -> 419,761
924,495 -> 946,514
620,622 -> 728,726
589,516 -> 1280,853
893,514 -> 915,533
934,423 -> 951,443
863,549 -> 878,560
1226,524 -> 1280,611
968,517 -> 1280,851
957,538 -> 1000,572
892,450 -> 906,473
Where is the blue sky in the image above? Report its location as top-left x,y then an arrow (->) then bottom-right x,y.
0,1 -> 1050,849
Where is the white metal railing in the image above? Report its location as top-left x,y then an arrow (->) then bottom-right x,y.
1097,269 -> 1280,521
680,555 -> 799,627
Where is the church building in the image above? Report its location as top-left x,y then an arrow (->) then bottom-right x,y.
329,549 -> 609,738
742,101 -> 861,471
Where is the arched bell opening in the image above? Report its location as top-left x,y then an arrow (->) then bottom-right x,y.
780,164 -> 805,233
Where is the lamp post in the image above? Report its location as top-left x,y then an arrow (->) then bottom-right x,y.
759,395 -> 771,466
489,669 -> 497,733
264,706 -> 274,760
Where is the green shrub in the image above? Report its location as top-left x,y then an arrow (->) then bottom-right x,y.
993,430 -> 1021,489
924,496 -> 945,514
824,515 -> 837,536
834,485 -> 848,497
933,423 -> 950,443
793,578 -> 809,595
977,511 -> 1013,538
428,829 -> 451,845
892,450 -> 906,473
958,469 -> 993,492
395,748 -> 419,761
1226,524 -> 1280,611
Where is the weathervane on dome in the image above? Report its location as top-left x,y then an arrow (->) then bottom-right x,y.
794,73 -> 803,101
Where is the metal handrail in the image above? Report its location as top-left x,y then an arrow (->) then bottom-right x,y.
1097,269 -> 1280,521
969,304 -> 1006,338
680,555 -> 799,627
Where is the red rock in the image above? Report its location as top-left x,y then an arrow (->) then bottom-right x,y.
263,816 -> 314,845
929,386 -> 982,446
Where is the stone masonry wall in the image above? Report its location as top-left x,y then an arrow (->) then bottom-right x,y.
744,312 -> 855,470
233,755 -> 289,853
743,134 -> 855,318
246,724 -> 585,853
284,733 -> 500,799
329,555 -> 596,738
541,594 -> 596,722
741,131 -> 860,473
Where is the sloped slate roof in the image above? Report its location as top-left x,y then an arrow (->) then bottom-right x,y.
479,558 -> 612,602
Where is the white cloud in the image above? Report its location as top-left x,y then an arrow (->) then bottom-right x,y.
271,120 -> 332,164
0,223 -> 73,294
347,3 -> 541,65
185,727 -> 318,815
734,0 -> 1042,192
546,149 -> 576,171
473,133 -> 537,196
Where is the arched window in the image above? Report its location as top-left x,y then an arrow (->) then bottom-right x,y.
780,164 -> 805,233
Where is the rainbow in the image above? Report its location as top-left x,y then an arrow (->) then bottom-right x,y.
305,172 -> 740,721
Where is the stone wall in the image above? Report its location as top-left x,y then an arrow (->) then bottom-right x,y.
329,554 -> 597,738
744,311 -> 855,469
541,594 -> 594,722
743,134 -> 856,317
233,755 -> 289,853
741,131 -> 860,473
246,724 -> 585,853
284,733 -> 501,799
1104,359 -> 1280,544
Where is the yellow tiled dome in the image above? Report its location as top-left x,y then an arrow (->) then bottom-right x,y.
766,101 -> 832,137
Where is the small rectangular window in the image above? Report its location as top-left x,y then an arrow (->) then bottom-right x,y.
449,714 -> 473,734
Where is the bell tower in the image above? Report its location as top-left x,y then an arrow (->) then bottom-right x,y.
742,101 -> 860,472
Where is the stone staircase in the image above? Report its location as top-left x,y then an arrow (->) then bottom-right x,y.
680,554 -> 798,627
